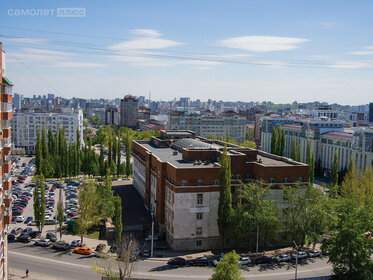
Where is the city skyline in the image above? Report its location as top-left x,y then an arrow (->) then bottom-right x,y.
1,0 -> 373,105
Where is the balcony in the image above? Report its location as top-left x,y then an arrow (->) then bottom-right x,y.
2,128 -> 10,138
2,161 -> 11,174
2,178 -> 11,191
1,111 -> 12,121
1,93 -> 12,103
4,198 -> 11,208
2,144 -> 11,156
1,103 -> 12,113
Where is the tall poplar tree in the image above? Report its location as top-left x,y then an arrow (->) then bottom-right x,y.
41,126 -> 48,159
125,132 -> 132,177
114,195 -> 123,245
76,128 -> 81,175
47,127 -> 54,155
297,143 -> 302,162
217,145 -> 232,243
291,136 -> 297,161
331,151 -> 339,187
35,128 -> 42,174
271,127 -> 278,155
309,151 -> 315,185
278,126 -> 285,156
117,134 -> 121,176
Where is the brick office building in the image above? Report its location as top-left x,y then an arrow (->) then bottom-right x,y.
132,130 -> 308,250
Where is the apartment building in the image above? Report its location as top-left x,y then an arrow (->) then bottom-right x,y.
168,111 -> 247,143
120,95 -> 138,128
261,116 -> 373,172
11,109 -> 84,152
132,130 -> 308,250
1,42 -> 14,280
105,106 -> 120,126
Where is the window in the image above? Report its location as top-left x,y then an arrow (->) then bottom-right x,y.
196,240 -> 202,246
281,234 -> 287,241
197,180 -> 203,186
181,180 -> 187,186
236,174 -> 241,179
196,227 -> 202,235
213,179 -> 219,185
284,178 -> 289,183
298,177 -> 303,182
197,194 -> 203,205
269,178 -> 275,183
197,213 -> 203,220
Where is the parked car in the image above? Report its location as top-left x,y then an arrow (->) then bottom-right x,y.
11,227 -> 23,235
45,219 -> 57,225
292,251 -> 308,260
21,227 -> 33,235
27,221 -> 37,226
109,245 -> 117,253
46,232 -> 57,242
308,250 -> 321,258
17,234 -> 31,243
256,256 -> 273,264
145,234 -> 159,241
70,239 -> 81,247
7,233 -> 16,241
167,257 -> 186,266
276,254 -> 292,262
95,244 -> 106,252
191,257 -> 209,266
238,257 -> 251,265
74,247 -> 92,255
35,239 -> 51,247
15,216 -> 25,222
52,242 -> 70,250
29,231 -> 42,238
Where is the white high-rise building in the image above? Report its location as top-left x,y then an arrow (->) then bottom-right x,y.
11,109 -> 84,152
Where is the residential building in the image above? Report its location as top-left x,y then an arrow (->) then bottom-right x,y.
132,130 -> 308,250
369,103 -> 373,123
120,95 -> 138,128
11,109 -> 84,152
261,116 -> 373,173
168,111 -> 247,143
105,106 -> 120,126
12,93 -> 21,111
1,42 -> 14,280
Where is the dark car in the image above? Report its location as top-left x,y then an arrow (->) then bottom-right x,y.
46,232 -> 57,242
191,257 -> 209,266
52,242 -> 70,250
11,227 -> 23,235
12,210 -> 23,216
256,256 -> 273,264
17,234 -> 31,243
7,233 -> 16,241
167,257 -> 186,266
95,244 -> 106,252
29,231 -> 42,238
21,227 -> 33,235
109,245 -> 117,253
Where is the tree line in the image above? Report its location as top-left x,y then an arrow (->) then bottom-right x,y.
217,144 -> 373,279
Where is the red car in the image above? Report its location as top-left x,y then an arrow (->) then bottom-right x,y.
14,206 -> 24,210
18,176 -> 27,180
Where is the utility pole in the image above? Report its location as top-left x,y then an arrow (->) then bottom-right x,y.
256,224 -> 259,258
150,212 -> 154,258
293,241 -> 298,280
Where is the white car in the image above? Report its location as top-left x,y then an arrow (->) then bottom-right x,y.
238,257 -> 251,265
292,251 -> 307,260
15,216 -> 25,222
276,254 -> 291,262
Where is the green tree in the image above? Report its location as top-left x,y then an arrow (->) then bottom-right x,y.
210,250 -> 244,280
99,145 -> 106,177
271,126 -> 278,155
33,173 -> 46,232
47,127 -> 55,155
77,183 -> 101,244
278,126 -> 285,156
240,140 -> 256,149
110,160 -> 117,177
117,135 -> 121,177
322,199 -> 373,279
57,187 -> 64,241
125,132 -> 132,177
97,177 -> 115,219
35,128 -> 42,174
76,128 -> 81,175
108,134 -> 112,165
296,143 -> 301,162
309,151 -> 315,185
331,151 -> 339,187
306,140 -> 311,167
114,195 -> 123,245
291,136 -> 297,161
217,145 -> 232,244
41,126 -> 48,159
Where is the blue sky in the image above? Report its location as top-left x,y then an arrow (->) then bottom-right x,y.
1,0 -> 373,105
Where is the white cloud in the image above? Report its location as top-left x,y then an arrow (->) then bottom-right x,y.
6,37 -> 50,44
108,29 -> 182,51
53,62 -> 107,68
350,46 -> 373,55
219,35 -> 308,52
329,61 -> 371,69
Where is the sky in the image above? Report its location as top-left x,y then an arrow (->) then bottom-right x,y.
0,0 -> 373,105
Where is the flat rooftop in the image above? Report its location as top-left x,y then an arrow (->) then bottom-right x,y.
256,154 -> 295,167
141,142 -> 218,168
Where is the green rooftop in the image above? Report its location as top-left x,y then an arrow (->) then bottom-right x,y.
2,76 -> 13,86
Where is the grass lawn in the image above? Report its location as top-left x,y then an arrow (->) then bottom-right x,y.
86,230 -> 100,239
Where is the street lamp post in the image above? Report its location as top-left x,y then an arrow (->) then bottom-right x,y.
293,241 -> 299,280
150,212 -> 154,258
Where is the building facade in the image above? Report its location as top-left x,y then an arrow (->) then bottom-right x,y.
261,116 -> 373,173
120,95 -> 138,128
168,111 -> 247,143
105,106 -> 120,126
132,131 -> 308,251
11,109 -> 84,152
1,42 -> 14,280
12,93 -> 21,111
